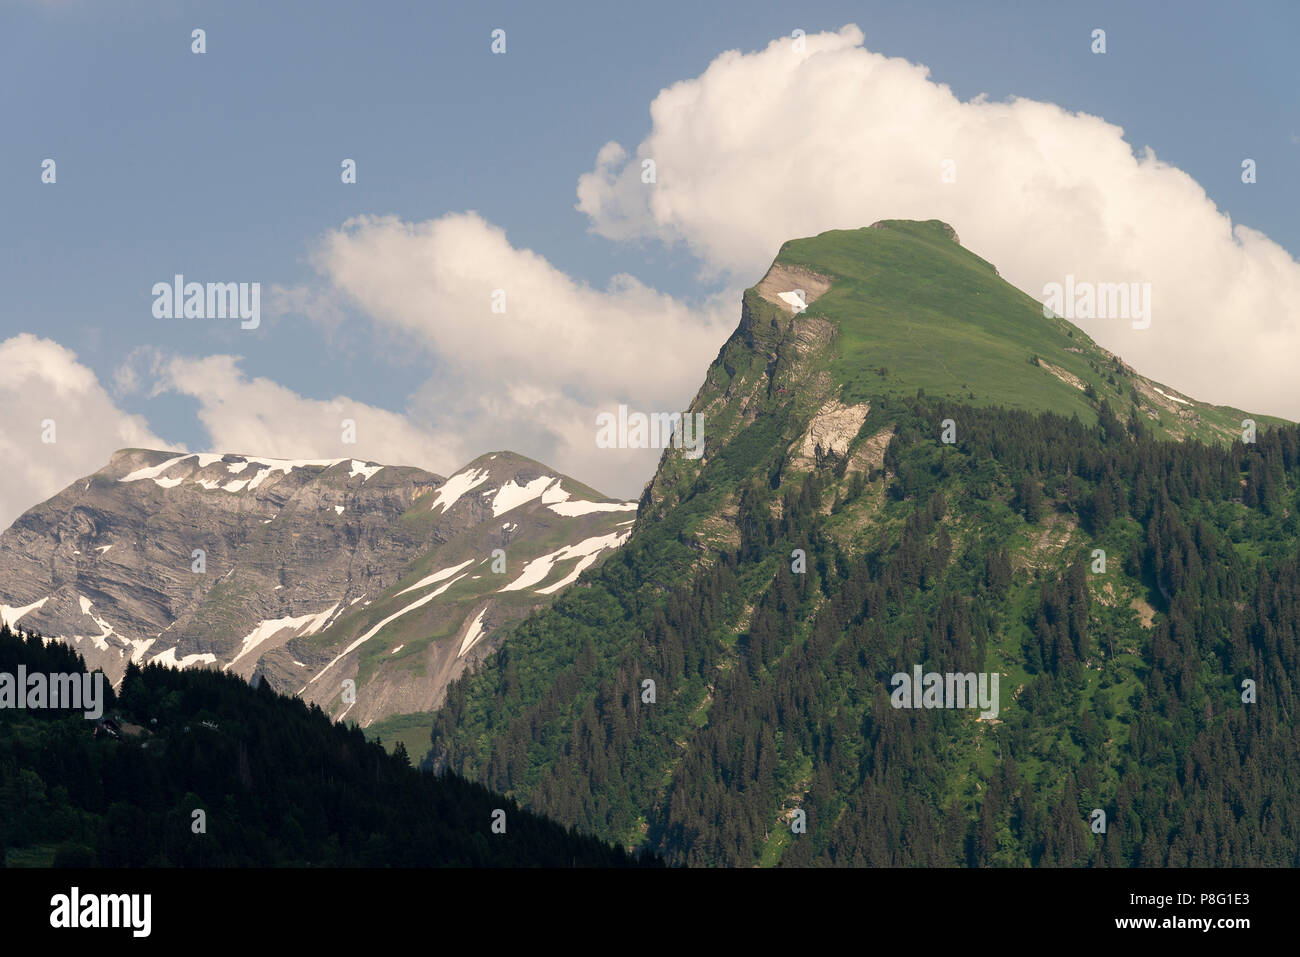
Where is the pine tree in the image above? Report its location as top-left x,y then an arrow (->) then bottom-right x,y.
1018,475 -> 1044,523
1090,479 -> 1115,530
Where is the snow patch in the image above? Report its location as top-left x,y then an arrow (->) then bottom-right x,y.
537,552 -> 604,594
541,479 -> 570,504
548,500 -> 638,517
95,545 -> 113,553
122,637 -> 157,664
430,468 -> 490,514
349,460 -> 383,481
420,574 -> 463,600
1,597 -> 48,628
152,647 -> 218,670
778,290 -> 809,311
537,477 -> 636,516
75,596 -> 120,651
224,604 -> 339,672
119,451 -> 313,492
307,577 -> 468,686
119,454 -> 192,483
1152,386 -> 1191,405
241,455 -> 346,473
395,559 -> 474,597
334,505 -> 345,515
500,531 -> 630,593
457,609 -> 488,658
489,475 -> 554,517
298,605 -> 339,639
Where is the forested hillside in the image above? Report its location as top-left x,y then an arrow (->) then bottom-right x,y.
427,222 -> 1300,867
431,396 -> 1300,865
0,623 -> 654,867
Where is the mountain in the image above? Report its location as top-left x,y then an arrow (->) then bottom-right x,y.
644,219 -> 1281,520
428,220 -> 1300,866
0,447 -> 634,741
0,621 -> 655,867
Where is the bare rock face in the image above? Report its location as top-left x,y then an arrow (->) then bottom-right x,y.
870,218 -> 960,245
790,398 -> 872,467
755,263 -> 833,314
1036,357 -> 1088,392
0,448 -> 636,727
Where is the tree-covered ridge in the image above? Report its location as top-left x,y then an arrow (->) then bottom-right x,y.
429,396 -> 1300,867
0,623 -> 656,867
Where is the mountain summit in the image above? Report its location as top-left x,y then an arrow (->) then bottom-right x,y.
0,447 -> 635,733
646,219 -> 1277,517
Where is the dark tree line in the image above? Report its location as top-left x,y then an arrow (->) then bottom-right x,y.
0,623 -> 655,867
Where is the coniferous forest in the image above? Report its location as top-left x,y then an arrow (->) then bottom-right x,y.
430,396 -> 1300,867
0,623 -> 655,867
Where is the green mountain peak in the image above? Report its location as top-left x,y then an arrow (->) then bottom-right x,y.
761,220 -> 1279,440
429,220 -> 1300,869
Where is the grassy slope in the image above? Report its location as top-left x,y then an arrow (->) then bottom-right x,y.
777,220 -> 1285,443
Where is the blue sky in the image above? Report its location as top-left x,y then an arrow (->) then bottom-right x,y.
1,0 -> 1297,521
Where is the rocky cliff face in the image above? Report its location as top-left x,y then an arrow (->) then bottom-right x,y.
636,267 -> 849,532
0,448 -> 635,726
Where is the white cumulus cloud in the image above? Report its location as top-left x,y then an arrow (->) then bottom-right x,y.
147,353 -> 468,476
300,210 -> 735,497
0,334 -> 180,530
576,24 -> 1300,420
